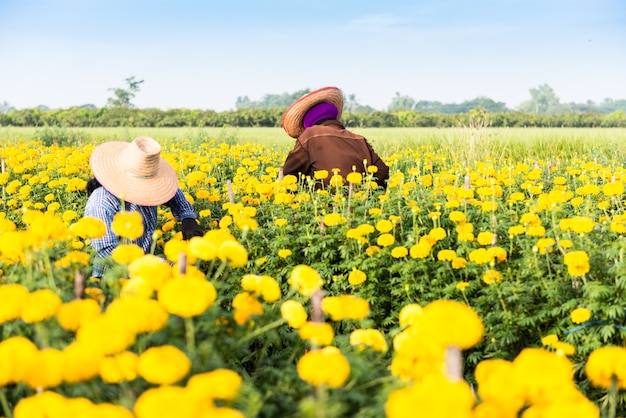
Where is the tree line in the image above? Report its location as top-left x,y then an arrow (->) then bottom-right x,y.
2,78 -> 625,128
1,106 -> 625,128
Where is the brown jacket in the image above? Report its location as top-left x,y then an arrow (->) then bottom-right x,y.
282,120 -> 389,187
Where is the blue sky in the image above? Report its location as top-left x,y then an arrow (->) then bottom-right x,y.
1,0 -> 625,111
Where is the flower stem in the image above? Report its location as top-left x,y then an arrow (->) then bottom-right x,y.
315,384 -> 327,418
0,388 -> 13,418
185,316 -> 196,359
608,374 -> 617,418
242,318 -> 286,342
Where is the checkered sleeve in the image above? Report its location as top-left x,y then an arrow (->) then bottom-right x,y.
84,187 -> 120,258
165,188 -> 197,221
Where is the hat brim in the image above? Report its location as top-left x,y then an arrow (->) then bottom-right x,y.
282,87 -> 344,138
90,141 -> 179,206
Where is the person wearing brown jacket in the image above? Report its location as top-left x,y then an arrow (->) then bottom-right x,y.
281,86 -> 389,188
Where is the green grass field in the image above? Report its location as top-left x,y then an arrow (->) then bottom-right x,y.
2,126 -> 626,163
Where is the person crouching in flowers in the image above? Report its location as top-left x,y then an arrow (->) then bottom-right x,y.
84,136 -> 203,278
281,86 -> 389,189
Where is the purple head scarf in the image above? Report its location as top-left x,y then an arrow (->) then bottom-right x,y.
303,102 -> 339,128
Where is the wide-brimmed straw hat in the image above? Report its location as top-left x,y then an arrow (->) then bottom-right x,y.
282,86 -> 344,138
89,136 -> 179,206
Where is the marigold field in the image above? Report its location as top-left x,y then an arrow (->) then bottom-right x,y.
1,126 -> 626,418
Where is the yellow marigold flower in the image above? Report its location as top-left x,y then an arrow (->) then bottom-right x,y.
448,211 -> 466,223
534,237 -> 556,254
321,295 -> 370,321
346,172 -> 363,184
560,216 -> 596,234
603,181 -> 624,197
274,218 -> 288,227
477,231 -> 495,246
489,246 -> 507,262
452,257 -> 467,269
314,170 -> 329,180
23,348 -> 65,389
398,304 -> 423,327
571,307 -> 591,324
348,268 -> 367,285
209,407 -> 245,418
61,210 -> 78,223
112,244 -> 144,265
99,351 -> 139,383
158,277 -> 217,318
297,346 -> 350,388
137,345 -> 191,385
299,321 -> 335,346
187,368 -> 243,401
456,282 -> 470,291
368,208 -> 382,216
56,298 -> 102,331
128,255 -> 173,291
483,269 -> 502,285
62,341 -> 104,384
281,300 -> 308,329
469,248 -> 493,265
512,348 -> 575,405
542,334 -> 559,346
437,249 -> 456,261
423,299 -> 484,349
241,274 -> 281,302
106,297 -> 168,334
121,277 -> 154,299
350,329 -> 388,352
391,246 -> 408,258
508,191 -> 526,203
111,211 -> 144,240
232,292 -> 264,325
526,225 -> 546,237
76,314 -> 136,356
552,341 -> 576,356
54,250 -> 91,269
0,283 -> 29,324
385,373 -> 475,418
585,346 -> 626,389
134,386 -> 201,418
21,288 -> 62,323
365,245 -> 380,256
563,251 -> 590,277
508,225 -> 526,237
13,391 -> 69,418
428,227 -> 447,241
278,248 -> 292,258
0,336 -> 38,385
409,241 -> 432,259
474,359 -> 525,412
570,196 -> 584,207
375,219 -> 393,233
288,265 -> 323,297
322,212 -> 345,227
187,236 -> 217,261
218,240 -> 248,268
377,233 -> 395,247
329,174 -> 343,187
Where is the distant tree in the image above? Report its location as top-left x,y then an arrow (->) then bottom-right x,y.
235,89 -> 310,109
518,84 -> 561,115
107,76 -> 144,108
75,104 -> 97,110
388,92 -> 416,111
0,101 -> 14,114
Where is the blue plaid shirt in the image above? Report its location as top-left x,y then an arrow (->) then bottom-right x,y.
84,187 -> 197,277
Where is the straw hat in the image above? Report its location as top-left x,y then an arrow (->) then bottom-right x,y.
89,136 -> 179,206
282,86 -> 344,138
